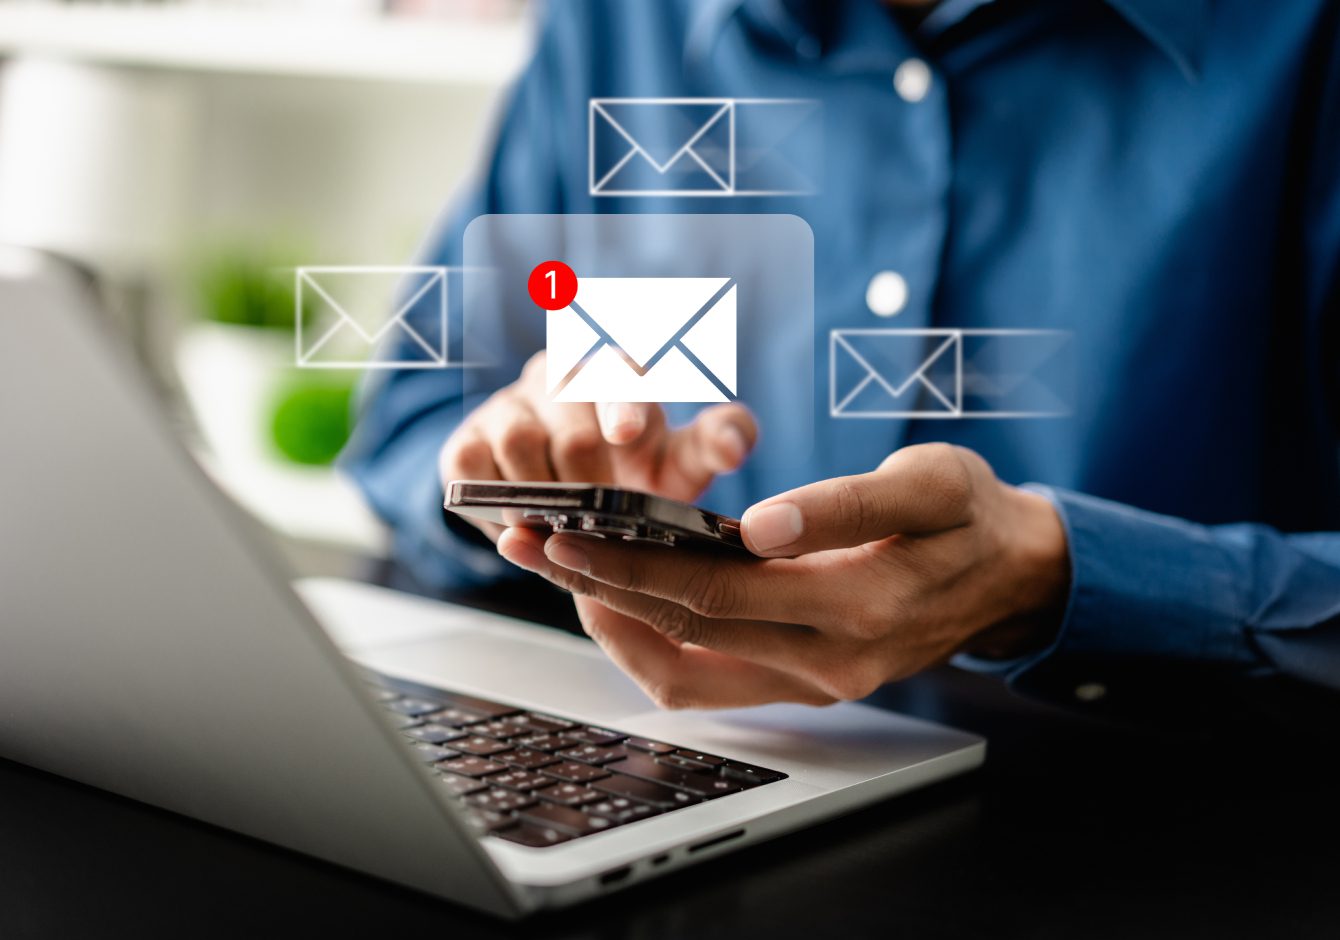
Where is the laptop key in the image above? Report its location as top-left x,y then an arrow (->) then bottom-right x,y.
404,724 -> 469,745
473,718 -> 537,740
467,788 -> 538,814
518,802 -> 614,836
409,743 -> 460,764
463,807 -> 517,833
502,748 -> 560,771
593,773 -> 700,809
386,697 -> 442,717
439,773 -> 489,797
541,783 -> 603,807
719,761 -> 787,785
514,713 -> 576,733
516,734 -> 570,752
438,756 -> 508,778
495,823 -> 572,847
452,736 -> 514,757
556,744 -> 629,766
625,737 -> 676,755
585,797 -> 660,825
672,748 -> 726,768
655,753 -> 716,773
561,727 -> 627,747
426,707 -> 489,727
390,714 -> 424,730
489,769 -> 556,793
543,761 -> 611,784
605,752 -> 744,798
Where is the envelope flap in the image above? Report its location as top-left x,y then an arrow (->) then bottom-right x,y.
838,331 -> 957,394
300,268 -> 441,342
570,277 -> 732,368
594,101 -> 730,170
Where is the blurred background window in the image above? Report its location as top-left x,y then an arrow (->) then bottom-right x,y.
0,0 -> 533,577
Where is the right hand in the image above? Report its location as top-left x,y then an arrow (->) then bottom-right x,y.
439,351 -> 758,541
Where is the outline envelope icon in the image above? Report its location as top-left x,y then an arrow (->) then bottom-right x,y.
831,328 -> 1071,419
546,277 -> 737,403
588,98 -> 816,197
831,329 -> 961,418
295,265 -> 447,370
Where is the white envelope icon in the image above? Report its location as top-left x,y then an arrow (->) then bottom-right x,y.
547,277 -> 737,403
295,265 -> 447,370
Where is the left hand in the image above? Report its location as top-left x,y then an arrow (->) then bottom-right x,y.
496,443 -> 1071,709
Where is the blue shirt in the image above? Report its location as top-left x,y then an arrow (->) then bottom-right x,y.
342,0 -> 1340,718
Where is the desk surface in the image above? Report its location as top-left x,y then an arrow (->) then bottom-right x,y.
2,590 -> 1336,939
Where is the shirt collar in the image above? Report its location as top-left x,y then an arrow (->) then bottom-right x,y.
1104,0 -> 1211,81
694,0 -> 1211,81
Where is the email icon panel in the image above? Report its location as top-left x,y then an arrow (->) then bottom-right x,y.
296,266 -> 447,370
464,213 -> 814,458
589,98 -> 819,197
547,277 -> 736,403
831,329 -> 1071,419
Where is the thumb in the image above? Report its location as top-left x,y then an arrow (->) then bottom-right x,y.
741,444 -> 977,557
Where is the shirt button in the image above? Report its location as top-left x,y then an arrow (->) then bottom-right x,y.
894,57 -> 932,103
866,271 -> 908,317
1074,682 -> 1107,703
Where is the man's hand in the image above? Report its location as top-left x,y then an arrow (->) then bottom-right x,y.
440,351 -> 757,540
496,443 -> 1070,709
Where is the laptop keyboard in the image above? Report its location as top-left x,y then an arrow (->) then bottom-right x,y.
368,673 -> 787,848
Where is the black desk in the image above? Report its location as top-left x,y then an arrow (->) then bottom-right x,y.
2,588 -> 1337,939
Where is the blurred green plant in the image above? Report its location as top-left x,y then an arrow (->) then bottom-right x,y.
191,242 -> 355,466
268,377 -> 356,466
195,249 -> 295,330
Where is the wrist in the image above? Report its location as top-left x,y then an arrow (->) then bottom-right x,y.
1011,485 -> 1071,614
969,484 -> 1071,660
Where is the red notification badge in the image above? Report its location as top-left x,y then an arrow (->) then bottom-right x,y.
527,261 -> 578,310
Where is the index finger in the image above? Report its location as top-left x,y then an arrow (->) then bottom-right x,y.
597,402 -> 661,445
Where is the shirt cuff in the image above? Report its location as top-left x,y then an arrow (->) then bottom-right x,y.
958,485 -> 1259,709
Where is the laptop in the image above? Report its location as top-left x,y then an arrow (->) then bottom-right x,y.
0,250 -> 984,918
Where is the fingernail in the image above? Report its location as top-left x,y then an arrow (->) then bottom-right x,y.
545,538 -> 590,574
599,403 -> 644,443
744,502 -> 803,553
717,423 -> 749,468
497,530 -> 546,572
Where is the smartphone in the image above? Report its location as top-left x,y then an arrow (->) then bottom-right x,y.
445,480 -> 747,552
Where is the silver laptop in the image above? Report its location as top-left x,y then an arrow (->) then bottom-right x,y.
0,250 -> 984,919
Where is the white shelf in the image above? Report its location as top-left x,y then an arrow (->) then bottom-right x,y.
0,5 -> 531,85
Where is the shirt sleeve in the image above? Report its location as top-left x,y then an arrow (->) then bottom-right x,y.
961,19 -> 1340,727
965,486 -> 1340,726
338,7 -> 572,593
